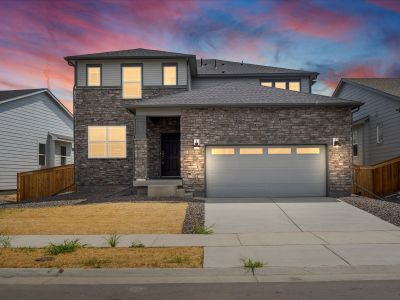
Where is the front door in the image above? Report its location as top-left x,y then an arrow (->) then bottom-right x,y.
161,133 -> 180,177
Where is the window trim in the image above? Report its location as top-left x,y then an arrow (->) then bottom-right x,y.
38,143 -> 46,166
86,64 -> 102,87
352,130 -> 359,157
162,63 -> 178,86
121,63 -> 143,99
88,126 -> 127,159
260,79 -> 301,91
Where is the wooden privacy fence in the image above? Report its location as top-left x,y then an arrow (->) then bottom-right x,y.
17,164 -> 75,201
353,156 -> 400,198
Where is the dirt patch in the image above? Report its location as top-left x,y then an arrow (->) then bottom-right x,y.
0,247 -> 203,268
0,202 -> 188,234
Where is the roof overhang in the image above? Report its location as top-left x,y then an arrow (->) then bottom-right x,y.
353,116 -> 370,126
196,72 -> 319,80
48,132 -> 74,142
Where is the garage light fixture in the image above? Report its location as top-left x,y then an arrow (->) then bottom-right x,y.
193,139 -> 200,149
333,138 -> 341,147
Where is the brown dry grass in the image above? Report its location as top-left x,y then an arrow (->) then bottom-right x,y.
0,202 -> 188,234
0,247 -> 203,268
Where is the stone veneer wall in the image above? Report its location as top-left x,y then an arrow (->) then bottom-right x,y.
74,86 -> 186,190
180,106 -> 353,197
147,117 -> 180,178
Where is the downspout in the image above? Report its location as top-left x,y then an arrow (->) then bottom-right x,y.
67,59 -> 78,186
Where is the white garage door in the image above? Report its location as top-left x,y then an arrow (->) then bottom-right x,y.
206,145 -> 326,197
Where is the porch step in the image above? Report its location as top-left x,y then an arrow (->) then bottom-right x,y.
133,179 -> 182,187
133,179 -> 184,197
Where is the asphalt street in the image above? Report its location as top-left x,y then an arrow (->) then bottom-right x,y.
1,281 -> 400,300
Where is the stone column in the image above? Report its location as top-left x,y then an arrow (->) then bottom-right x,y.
134,115 -> 148,180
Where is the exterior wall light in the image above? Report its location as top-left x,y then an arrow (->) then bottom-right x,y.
333,138 -> 341,147
193,139 -> 200,149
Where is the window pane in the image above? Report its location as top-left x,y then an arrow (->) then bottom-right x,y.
39,143 -> 46,155
108,142 -> 126,158
123,82 -> 141,99
61,156 -> 66,166
61,146 -> 66,156
275,82 -> 286,89
88,67 -> 101,86
239,148 -> 263,155
163,66 -> 177,85
89,142 -> 107,158
268,148 -> 292,155
296,148 -> 320,154
108,126 -> 126,141
211,148 -> 235,155
261,82 -> 273,87
39,155 -> 45,166
89,127 -> 107,142
123,67 -> 141,81
288,81 -> 300,92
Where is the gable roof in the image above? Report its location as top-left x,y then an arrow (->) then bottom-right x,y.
333,78 -> 400,101
128,82 -> 361,109
197,59 -> 318,79
0,88 -> 73,119
65,48 -> 198,74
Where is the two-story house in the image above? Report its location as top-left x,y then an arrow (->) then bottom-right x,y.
333,78 -> 400,166
65,48 -> 361,198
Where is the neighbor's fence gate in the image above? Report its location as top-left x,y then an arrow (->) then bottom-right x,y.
17,164 -> 75,201
353,156 -> 400,198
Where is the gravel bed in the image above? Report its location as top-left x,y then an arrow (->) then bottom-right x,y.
182,201 -> 205,234
341,195 -> 400,227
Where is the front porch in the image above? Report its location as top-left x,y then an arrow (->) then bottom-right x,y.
133,110 -> 184,196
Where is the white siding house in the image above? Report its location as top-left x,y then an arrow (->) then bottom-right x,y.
0,89 -> 73,190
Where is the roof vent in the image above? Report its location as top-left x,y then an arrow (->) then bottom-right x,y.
241,60 -> 244,66
222,71 -> 225,73
200,58 -> 203,66
214,59 -> 217,69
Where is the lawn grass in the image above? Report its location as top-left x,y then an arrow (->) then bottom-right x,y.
0,202 -> 188,235
0,247 -> 203,268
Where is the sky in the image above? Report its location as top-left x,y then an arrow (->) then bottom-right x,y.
0,0 -> 399,112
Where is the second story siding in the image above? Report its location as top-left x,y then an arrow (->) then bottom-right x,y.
76,59 -> 188,87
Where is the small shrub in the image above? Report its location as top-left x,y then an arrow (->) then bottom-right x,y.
169,255 -> 191,264
104,234 -> 120,247
193,224 -> 214,234
129,241 -> 145,248
0,233 -> 12,248
47,239 -> 84,255
83,257 -> 110,268
242,258 -> 265,275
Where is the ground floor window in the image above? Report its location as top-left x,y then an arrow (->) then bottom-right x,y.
38,143 -> 46,166
88,126 -> 126,158
61,145 -> 67,165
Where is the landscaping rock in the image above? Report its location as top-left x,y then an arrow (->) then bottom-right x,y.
341,195 -> 400,227
182,201 -> 205,234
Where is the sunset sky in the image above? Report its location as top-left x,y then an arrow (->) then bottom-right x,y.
1,0 -> 399,112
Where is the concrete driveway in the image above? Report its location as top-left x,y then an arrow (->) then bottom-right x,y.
204,197 -> 400,268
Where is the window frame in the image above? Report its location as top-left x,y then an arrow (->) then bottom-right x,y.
88,126 -> 127,159
38,143 -> 46,166
162,63 -> 178,86
86,64 -> 102,87
121,63 -> 143,99
60,145 -> 67,165
376,123 -> 383,144
352,130 -> 359,157
260,79 -> 301,92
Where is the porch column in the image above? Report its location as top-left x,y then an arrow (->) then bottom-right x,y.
134,115 -> 148,180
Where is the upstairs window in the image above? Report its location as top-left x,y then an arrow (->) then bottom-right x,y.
61,146 -> 67,165
38,143 -> 46,166
122,65 -> 142,99
163,64 -> 177,86
260,80 -> 301,92
87,65 -> 101,86
88,126 -> 126,158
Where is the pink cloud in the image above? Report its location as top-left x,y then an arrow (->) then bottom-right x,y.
272,0 -> 361,40
324,64 -> 382,89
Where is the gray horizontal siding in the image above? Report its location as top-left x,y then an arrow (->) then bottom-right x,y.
77,59 -> 188,87
0,93 -> 73,190
192,77 -> 311,93
336,83 -> 400,164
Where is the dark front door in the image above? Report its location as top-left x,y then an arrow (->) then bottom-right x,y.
161,133 -> 180,177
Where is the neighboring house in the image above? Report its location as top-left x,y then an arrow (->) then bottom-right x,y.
333,78 -> 400,165
0,89 -> 74,190
65,48 -> 361,198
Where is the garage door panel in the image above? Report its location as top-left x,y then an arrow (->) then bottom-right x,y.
206,145 -> 326,197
